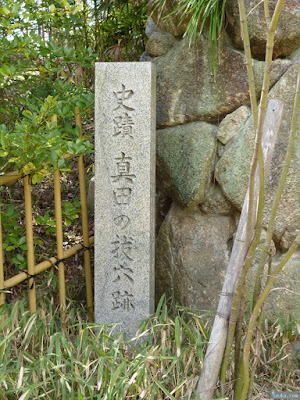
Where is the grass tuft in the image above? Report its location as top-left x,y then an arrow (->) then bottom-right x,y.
0,295 -> 208,399
0,292 -> 298,399
151,0 -> 226,71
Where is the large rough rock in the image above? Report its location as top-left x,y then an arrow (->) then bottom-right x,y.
154,36 -> 291,127
215,64 -> 300,250
156,121 -> 217,207
147,0 -> 192,37
226,0 -> 300,60
146,31 -> 178,57
217,106 -> 250,145
199,184 -> 234,215
156,204 -> 236,311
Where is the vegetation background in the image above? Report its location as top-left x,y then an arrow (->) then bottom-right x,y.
0,0 -> 147,283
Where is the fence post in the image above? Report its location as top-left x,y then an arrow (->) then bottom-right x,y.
24,175 -> 37,313
52,115 -> 67,328
75,107 -> 94,322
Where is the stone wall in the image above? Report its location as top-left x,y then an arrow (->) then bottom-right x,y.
143,0 -> 300,319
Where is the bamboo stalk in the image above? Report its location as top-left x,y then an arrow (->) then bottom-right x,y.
51,114 -> 67,327
241,233 -> 300,400
50,115 -> 58,277
251,0 -> 284,188
0,171 -> 23,186
221,201 -> 264,394
253,63 -> 300,305
232,238 -> 265,399
75,107 -> 94,322
238,0 -> 283,283
241,61 -> 300,400
222,96 -> 282,394
248,308 -> 264,398
237,0 -> 258,129
196,100 -> 283,400
251,0 -> 284,177
236,0 -> 259,254
220,99 -> 279,395
220,282 -> 241,390
4,238 -> 94,289
0,200 -> 5,308
54,168 -> 67,327
24,175 -> 37,313
233,279 -> 246,388
53,170 -> 66,328
264,0 -> 270,25
218,2 -> 285,397
232,145 -> 265,399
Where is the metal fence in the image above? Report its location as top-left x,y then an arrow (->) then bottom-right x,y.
0,107 -> 94,324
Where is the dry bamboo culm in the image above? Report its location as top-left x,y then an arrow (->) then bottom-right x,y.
0,109 -> 94,325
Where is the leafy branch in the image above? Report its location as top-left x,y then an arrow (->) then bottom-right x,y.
0,96 -> 92,182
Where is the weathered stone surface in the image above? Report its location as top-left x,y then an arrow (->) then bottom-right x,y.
146,31 -> 178,57
290,339 -> 300,364
226,0 -> 300,59
139,51 -> 153,62
145,16 -> 160,38
288,46 -> 300,62
155,191 -> 172,236
94,63 -> 156,336
217,106 -> 250,145
147,0 -> 192,37
156,204 -> 236,311
250,249 -> 300,320
217,141 -> 227,158
200,184 -> 234,215
156,121 -> 217,207
87,176 -> 95,215
154,36 -> 290,127
280,229 -> 299,251
215,64 -> 300,250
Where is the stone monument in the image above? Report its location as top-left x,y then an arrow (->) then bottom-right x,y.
94,62 -> 156,336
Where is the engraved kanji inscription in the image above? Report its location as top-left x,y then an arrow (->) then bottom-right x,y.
111,234 -> 134,263
113,187 -> 132,205
113,84 -> 135,111
95,62 -> 155,331
111,152 -> 136,184
112,290 -> 135,311
114,215 -> 131,230
112,261 -> 134,282
113,113 -> 134,138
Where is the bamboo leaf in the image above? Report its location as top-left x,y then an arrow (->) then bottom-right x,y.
152,377 -> 176,400
109,362 -> 124,391
175,316 -> 181,357
19,390 -> 30,400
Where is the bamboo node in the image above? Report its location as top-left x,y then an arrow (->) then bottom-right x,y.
216,312 -> 229,320
221,291 -> 234,297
